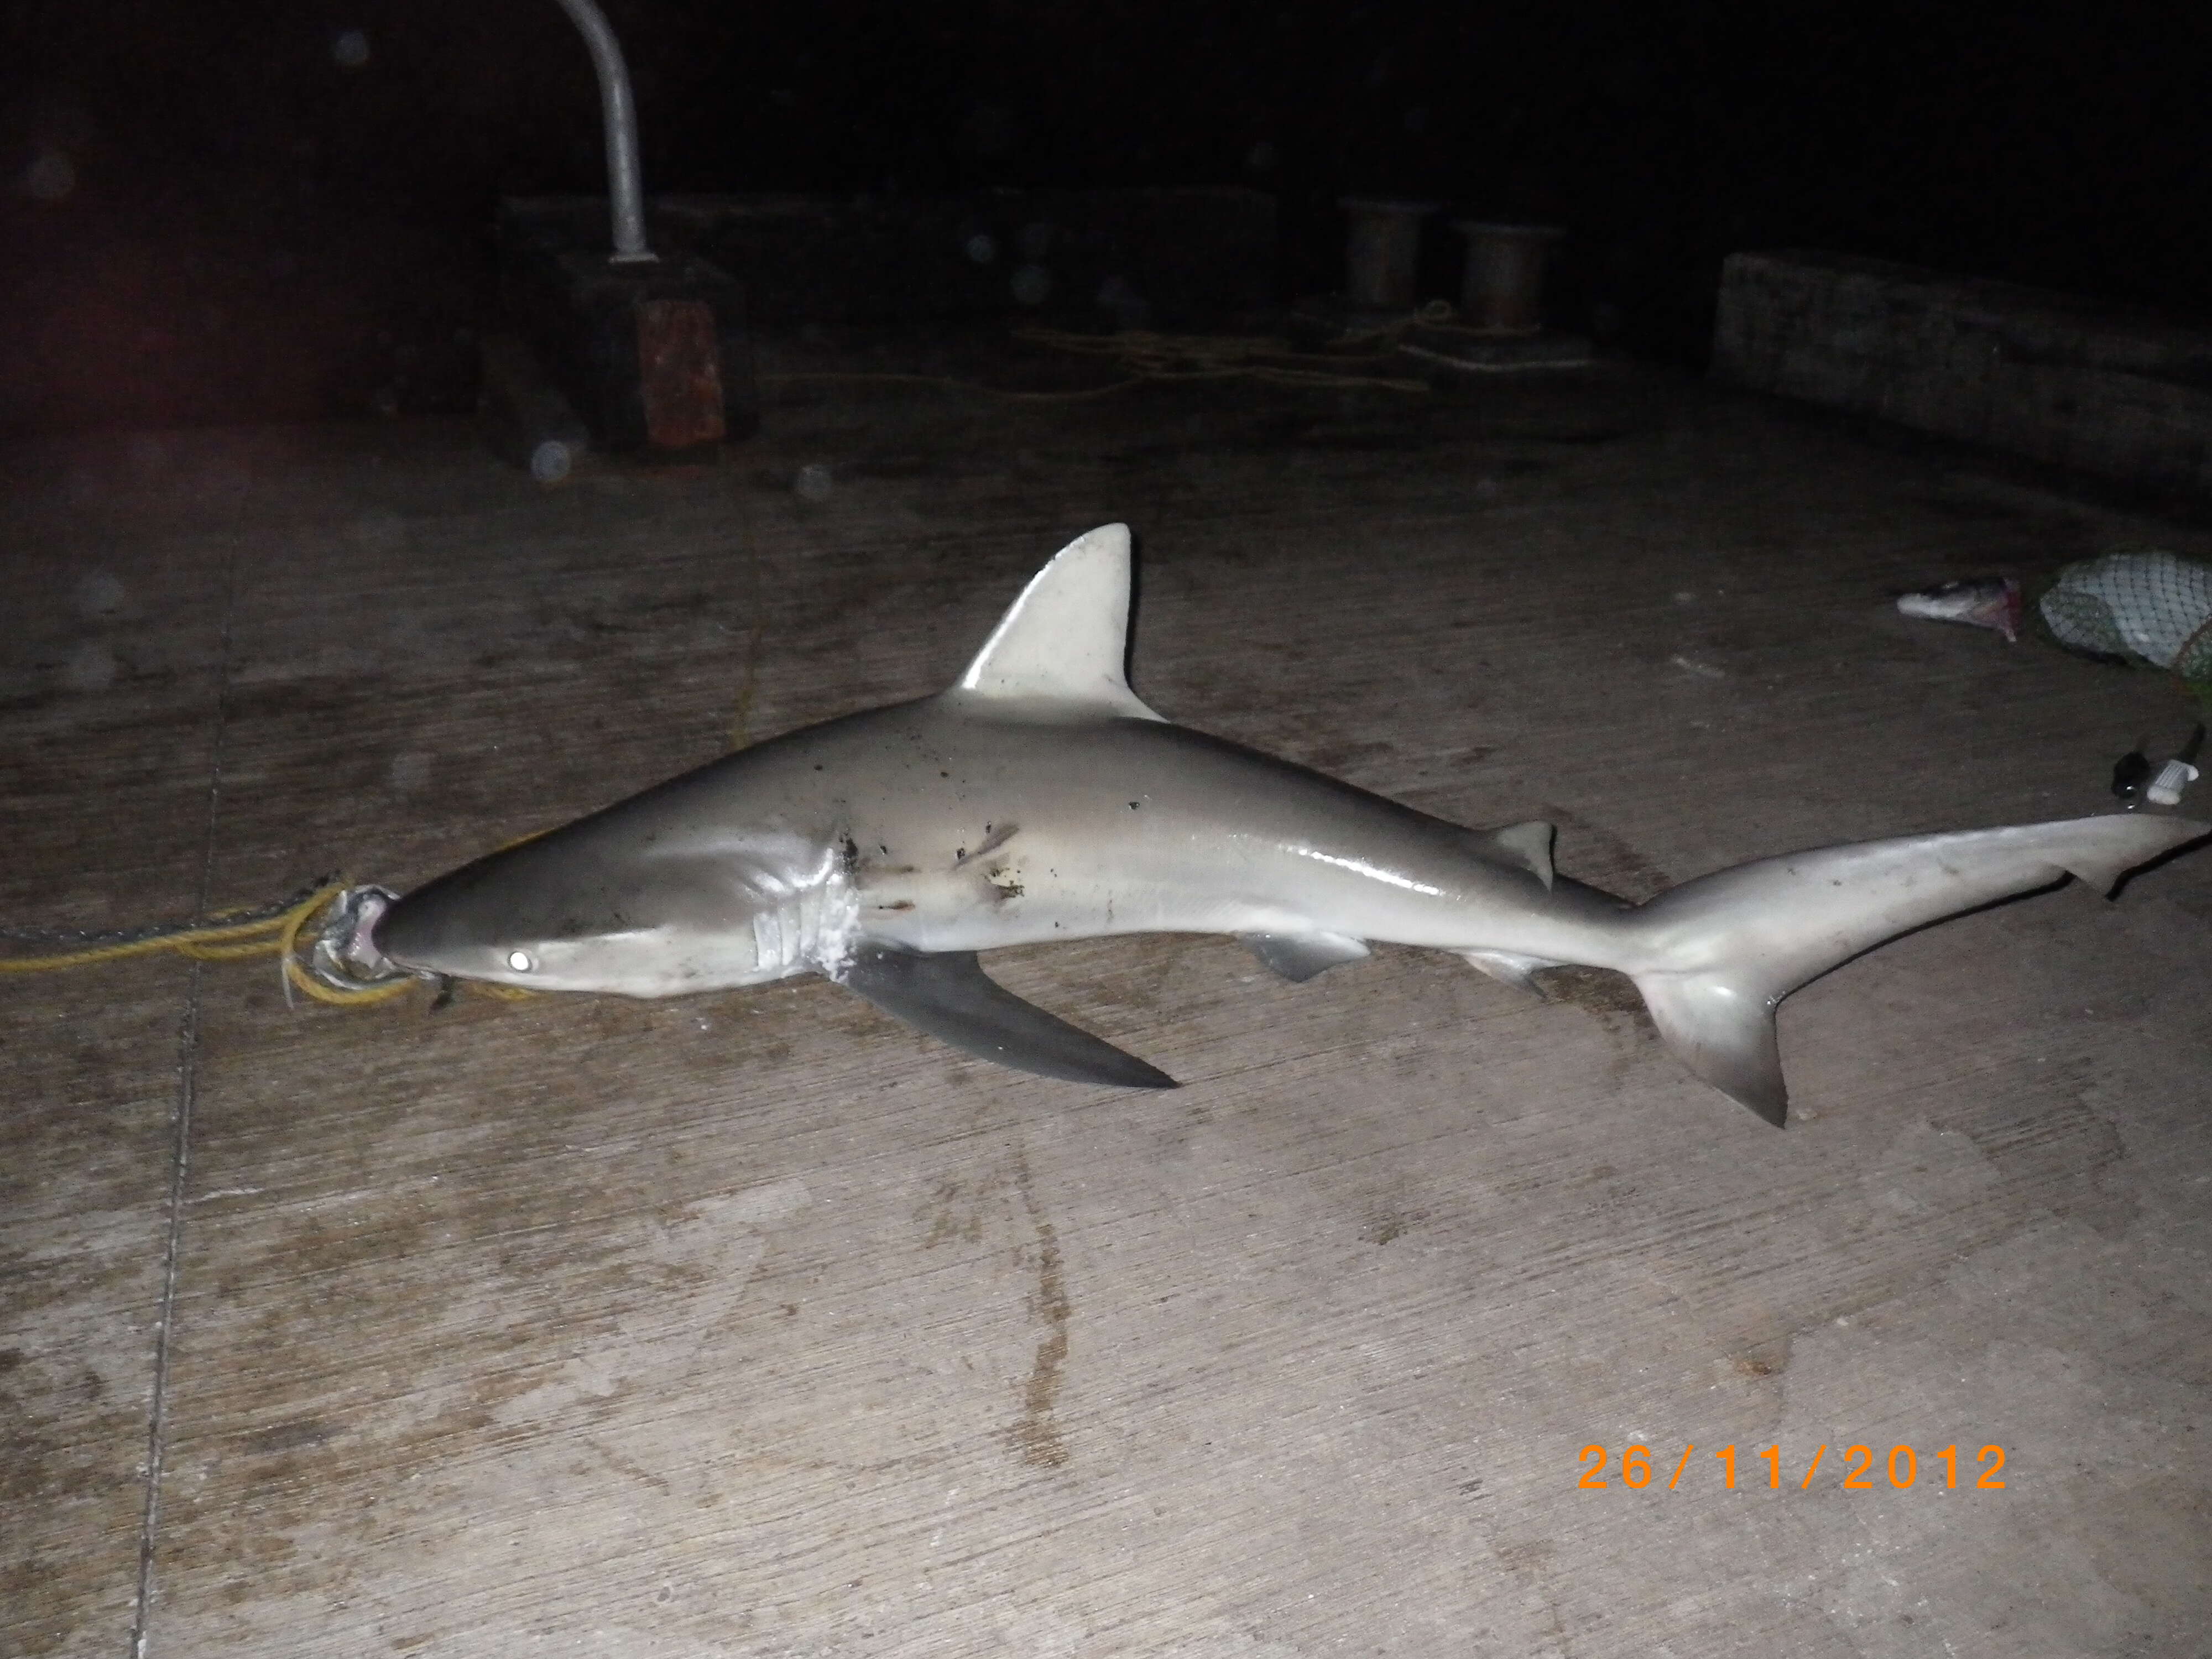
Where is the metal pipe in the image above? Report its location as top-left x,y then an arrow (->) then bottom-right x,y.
549,0 -> 656,263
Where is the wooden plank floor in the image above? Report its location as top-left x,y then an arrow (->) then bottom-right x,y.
6,342 -> 2209,1658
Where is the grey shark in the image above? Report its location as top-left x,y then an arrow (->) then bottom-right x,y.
374,524 -> 2206,1124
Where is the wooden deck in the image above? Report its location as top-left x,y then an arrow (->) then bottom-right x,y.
6,338 -> 2209,1658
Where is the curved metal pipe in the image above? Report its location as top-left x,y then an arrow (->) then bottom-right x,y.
549,0 -> 656,263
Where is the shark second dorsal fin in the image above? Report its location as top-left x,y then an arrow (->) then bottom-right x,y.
1465,820 -> 1556,889
952,524 -> 1166,719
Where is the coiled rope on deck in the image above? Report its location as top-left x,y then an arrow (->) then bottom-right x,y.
0,881 -> 508,1007
758,314 -> 1452,403
1008,324 -> 1435,394
6,826 -> 570,1006
2,879 -> 344,971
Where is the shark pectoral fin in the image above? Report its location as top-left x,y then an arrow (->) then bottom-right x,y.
839,944 -> 1177,1089
1634,973 -> 1788,1128
1239,931 -> 1372,982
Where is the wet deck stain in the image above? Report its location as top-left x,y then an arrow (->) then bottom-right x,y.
1730,1333 -> 1793,1380
1006,1145 -> 1072,1471
1361,1207 -> 1424,1246
241,1417 -> 336,1455
916,1174 -> 993,1248
1541,805 -> 1672,903
1529,964 -> 1655,1036
589,1436 -> 673,1494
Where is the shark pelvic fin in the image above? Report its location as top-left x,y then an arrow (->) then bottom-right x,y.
839,943 -> 1177,1088
1241,931 -> 1372,982
951,524 -> 1166,719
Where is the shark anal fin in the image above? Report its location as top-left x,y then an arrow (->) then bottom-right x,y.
1240,931 -> 1371,982
1457,948 -> 1558,995
839,944 -> 1177,1089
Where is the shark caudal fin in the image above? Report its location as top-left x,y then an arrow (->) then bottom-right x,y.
1626,813 -> 2206,1126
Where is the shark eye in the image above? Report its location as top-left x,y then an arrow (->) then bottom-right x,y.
506,950 -> 535,973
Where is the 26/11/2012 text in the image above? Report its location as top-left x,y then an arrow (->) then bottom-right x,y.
1578,1443 -> 2007,1491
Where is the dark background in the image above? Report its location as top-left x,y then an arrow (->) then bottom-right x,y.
3,0 -> 2207,433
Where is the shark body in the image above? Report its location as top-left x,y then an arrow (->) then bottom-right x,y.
375,525 -> 2206,1123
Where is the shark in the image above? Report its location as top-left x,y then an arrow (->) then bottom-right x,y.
371,524 -> 2206,1124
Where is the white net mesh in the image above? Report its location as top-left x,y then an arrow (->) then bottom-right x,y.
2036,549 -> 2212,706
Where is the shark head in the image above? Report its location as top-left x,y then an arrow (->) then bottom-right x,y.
373,521 -> 1150,1000
373,826 -> 852,995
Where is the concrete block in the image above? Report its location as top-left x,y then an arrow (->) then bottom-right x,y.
497,203 -> 760,453
1713,250 -> 2212,497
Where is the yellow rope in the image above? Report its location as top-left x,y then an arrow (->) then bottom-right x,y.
6,854 -> 554,1005
1013,322 -> 1435,393
758,368 -> 1152,403
0,885 -> 345,973
1,880 -> 460,1006
1015,324 -> 1433,394
759,321 -> 1438,404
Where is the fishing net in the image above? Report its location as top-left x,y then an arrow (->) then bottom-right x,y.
2033,549 -> 2212,713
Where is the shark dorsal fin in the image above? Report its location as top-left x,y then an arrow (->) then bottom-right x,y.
952,524 -> 1165,719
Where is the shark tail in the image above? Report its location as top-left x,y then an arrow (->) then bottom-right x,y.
1619,813 -> 2205,1126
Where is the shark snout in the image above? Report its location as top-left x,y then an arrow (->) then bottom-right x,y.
369,881 -> 498,978
373,878 -> 609,987
367,842 -> 579,981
